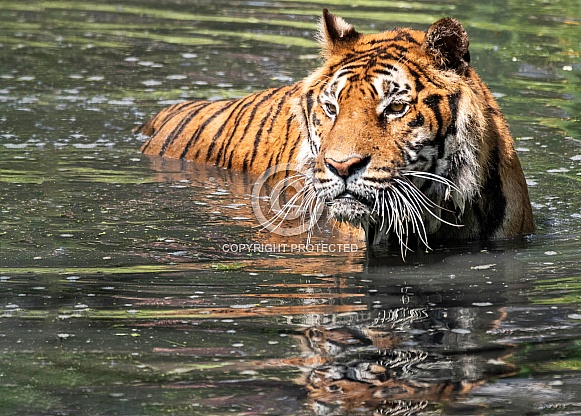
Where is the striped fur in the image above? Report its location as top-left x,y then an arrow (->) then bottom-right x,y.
137,10 -> 534,249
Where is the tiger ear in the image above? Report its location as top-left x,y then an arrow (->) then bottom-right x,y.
317,9 -> 360,56
424,18 -> 470,72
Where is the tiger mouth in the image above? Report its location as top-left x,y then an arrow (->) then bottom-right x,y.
328,191 -> 373,222
334,191 -> 371,206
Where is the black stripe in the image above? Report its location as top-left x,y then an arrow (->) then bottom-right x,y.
285,126 -> 304,165
168,100 -> 202,116
369,166 -> 393,172
272,117 -> 296,168
422,94 -> 446,174
244,84 -> 300,170
140,137 -> 153,153
268,118 -> 292,169
362,176 -> 388,184
242,103 -> 277,170
387,43 -> 410,55
445,92 -> 461,139
431,92 -> 460,163
305,89 -> 315,115
368,80 -> 379,98
373,65 -> 398,76
358,41 -> 410,58
225,88 -> 282,169
408,112 -> 424,127
266,140 -> 278,168
392,31 -> 421,44
205,99 -> 249,162
179,102 -> 234,160
474,145 -> 506,238
423,93 -> 441,107
423,94 -> 443,134
301,90 -> 317,155
140,101 -> 205,153
405,60 -> 445,90
159,102 -> 210,156
216,94 -> 266,166
327,50 -> 400,74
301,91 -> 321,157
316,178 -> 332,183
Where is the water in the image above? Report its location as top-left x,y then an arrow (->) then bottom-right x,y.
1,1 -> 580,415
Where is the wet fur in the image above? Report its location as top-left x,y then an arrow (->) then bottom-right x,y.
136,10 -> 534,250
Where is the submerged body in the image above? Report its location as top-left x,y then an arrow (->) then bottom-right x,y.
137,10 -> 534,248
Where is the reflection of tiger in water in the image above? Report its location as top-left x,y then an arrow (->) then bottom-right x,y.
290,308 -> 517,415
136,9 -> 534,250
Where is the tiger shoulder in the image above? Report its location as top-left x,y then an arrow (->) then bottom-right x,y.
136,9 -> 534,247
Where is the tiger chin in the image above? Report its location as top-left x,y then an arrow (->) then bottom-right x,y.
136,9 -> 534,252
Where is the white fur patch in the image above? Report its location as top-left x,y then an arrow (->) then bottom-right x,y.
374,67 -> 413,117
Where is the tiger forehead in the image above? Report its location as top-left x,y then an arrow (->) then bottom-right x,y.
327,29 -> 427,70
325,60 -> 415,100
323,31 -> 427,98
354,28 -> 426,56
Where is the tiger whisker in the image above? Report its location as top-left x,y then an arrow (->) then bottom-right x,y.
300,186 -> 324,243
401,170 -> 462,195
363,177 -> 434,256
392,184 -> 430,248
390,191 -> 413,258
257,172 -> 327,239
267,174 -> 308,214
257,179 -> 310,230
308,195 -> 324,231
396,176 -> 463,227
358,169 -> 470,256
297,188 -> 316,223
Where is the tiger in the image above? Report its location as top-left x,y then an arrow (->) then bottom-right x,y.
136,9 -> 534,251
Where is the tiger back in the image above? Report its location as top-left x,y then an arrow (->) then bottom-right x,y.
136,9 -> 534,248
138,84 -> 303,175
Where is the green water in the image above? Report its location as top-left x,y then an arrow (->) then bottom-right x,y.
1,1 -> 581,415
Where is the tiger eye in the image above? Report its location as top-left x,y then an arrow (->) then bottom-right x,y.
388,102 -> 406,113
323,102 -> 338,117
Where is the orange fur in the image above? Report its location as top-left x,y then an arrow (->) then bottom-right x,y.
136,10 -> 534,246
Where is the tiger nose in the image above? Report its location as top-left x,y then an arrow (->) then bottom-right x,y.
324,156 -> 369,179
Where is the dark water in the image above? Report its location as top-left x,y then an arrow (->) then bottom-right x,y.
1,1 -> 581,415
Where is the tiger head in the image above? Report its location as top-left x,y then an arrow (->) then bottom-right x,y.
293,10 -> 505,250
